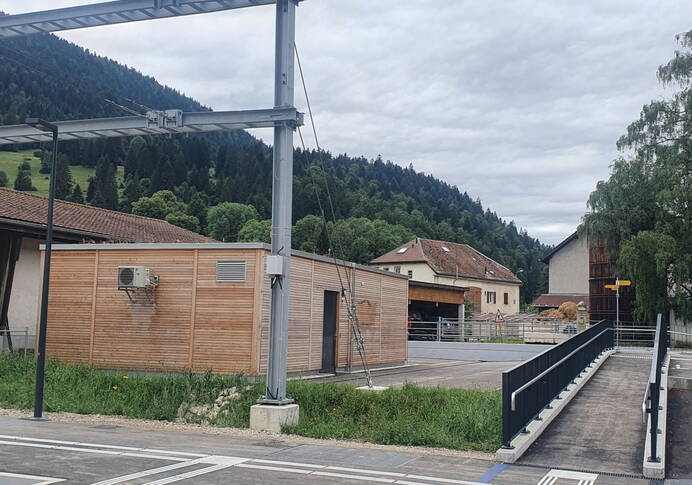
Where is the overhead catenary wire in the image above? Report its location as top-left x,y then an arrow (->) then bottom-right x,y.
295,44 -> 373,387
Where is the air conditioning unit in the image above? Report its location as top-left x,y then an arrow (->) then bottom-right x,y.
118,266 -> 151,289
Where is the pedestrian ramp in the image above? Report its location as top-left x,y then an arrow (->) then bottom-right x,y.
517,353 -> 650,476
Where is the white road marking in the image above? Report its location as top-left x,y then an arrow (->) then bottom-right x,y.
0,472 -> 65,485
235,463 -> 314,474
405,474 -> 488,485
251,458 -> 327,468
91,460 -> 205,485
537,469 -> 598,485
396,481 -> 439,485
325,466 -> 407,477
0,439 -> 189,461
313,471 -> 395,483
0,434 -> 203,458
141,463 -> 241,485
0,433 -> 488,485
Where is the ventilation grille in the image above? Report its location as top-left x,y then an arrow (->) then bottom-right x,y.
216,260 -> 246,283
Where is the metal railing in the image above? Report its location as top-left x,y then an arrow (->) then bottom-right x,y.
501,320 -> 614,448
642,314 -> 668,463
408,318 -> 585,344
1,328 -> 34,356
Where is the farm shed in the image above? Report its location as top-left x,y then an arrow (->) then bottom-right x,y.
40,243 -> 409,375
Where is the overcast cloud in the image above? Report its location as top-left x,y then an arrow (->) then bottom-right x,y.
3,1 -> 691,244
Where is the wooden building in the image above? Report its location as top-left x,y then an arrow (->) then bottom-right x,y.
41,243 -> 409,375
0,187 -> 209,353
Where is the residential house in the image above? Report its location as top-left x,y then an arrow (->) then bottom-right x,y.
371,238 -> 522,317
531,232 -> 590,311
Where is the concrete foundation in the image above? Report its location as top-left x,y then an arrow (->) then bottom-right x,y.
356,385 -> 389,392
249,404 -> 299,433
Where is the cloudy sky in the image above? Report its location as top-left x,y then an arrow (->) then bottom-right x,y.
3,1 -> 691,244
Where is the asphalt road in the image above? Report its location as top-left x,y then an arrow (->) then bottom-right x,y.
0,416 -> 652,485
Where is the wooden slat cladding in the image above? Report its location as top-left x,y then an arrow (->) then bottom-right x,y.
409,283 -> 465,305
92,250 -> 194,371
44,247 -> 407,375
45,250 -> 96,363
192,249 -> 258,374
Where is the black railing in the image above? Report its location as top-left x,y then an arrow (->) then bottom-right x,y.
501,319 -> 614,447
644,314 -> 668,462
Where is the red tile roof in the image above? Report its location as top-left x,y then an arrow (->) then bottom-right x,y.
371,238 -> 522,284
0,187 -> 211,243
531,293 -> 589,308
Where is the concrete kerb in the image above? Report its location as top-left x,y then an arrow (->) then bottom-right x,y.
643,353 -> 670,479
495,349 -> 616,463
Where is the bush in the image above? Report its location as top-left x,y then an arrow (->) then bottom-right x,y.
0,170 -> 8,187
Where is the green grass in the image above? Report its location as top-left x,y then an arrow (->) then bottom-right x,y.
0,353 -> 502,451
0,149 -> 123,197
484,337 -> 524,344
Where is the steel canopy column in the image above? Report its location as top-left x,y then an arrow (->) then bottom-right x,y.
264,0 -> 297,403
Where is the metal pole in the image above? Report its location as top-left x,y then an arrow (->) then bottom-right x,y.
263,0 -> 296,404
33,129 -> 58,419
616,284 -> 620,347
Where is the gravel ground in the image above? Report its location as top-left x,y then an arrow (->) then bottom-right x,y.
0,407 -> 494,461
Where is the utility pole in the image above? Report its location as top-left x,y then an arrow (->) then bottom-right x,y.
263,0 -> 297,404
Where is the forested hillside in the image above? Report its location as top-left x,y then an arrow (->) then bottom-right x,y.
0,30 -> 548,304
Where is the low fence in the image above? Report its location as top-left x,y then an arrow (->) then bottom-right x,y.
642,314 -> 668,463
408,318 -> 584,344
501,319 -> 614,447
0,328 -> 34,356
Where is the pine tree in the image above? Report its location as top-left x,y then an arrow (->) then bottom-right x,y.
39,151 -> 51,174
91,156 -> 118,210
124,136 -> 146,177
187,192 -> 208,234
68,184 -> 85,204
151,158 -> 175,192
120,176 -> 142,213
0,171 -> 8,187
54,153 -> 73,200
86,177 -> 96,202
13,161 -> 35,191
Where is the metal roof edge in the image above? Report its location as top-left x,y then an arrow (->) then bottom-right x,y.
45,242 -> 409,280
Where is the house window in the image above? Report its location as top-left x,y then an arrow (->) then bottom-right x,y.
383,267 -> 390,272
407,270 -> 413,278
394,266 -> 401,274
504,292 -> 509,305
397,247 -> 408,254
486,291 -> 496,305
216,260 -> 246,282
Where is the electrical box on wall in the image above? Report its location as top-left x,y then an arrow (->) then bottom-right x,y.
266,255 -> 285,277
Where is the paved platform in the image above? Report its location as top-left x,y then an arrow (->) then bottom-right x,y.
408,342 -> 553,363
316,359 -> 519,389
518,353 -> 651,477
667,389 -> 692,479
0,415 -> 654,484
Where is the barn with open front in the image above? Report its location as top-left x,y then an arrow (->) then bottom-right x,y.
40,243 -> 409,376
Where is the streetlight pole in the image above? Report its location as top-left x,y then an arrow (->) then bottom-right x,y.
25,118 -> 58,420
